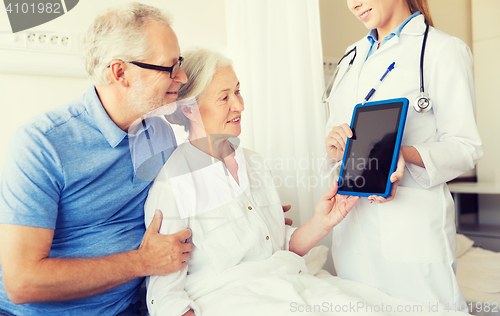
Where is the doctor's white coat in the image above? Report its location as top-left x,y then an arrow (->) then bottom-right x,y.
325,14 -> 483,308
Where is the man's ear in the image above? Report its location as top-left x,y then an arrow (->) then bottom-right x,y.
180,105 -> 194,119
107,60 -> 129,87
181,104 -> 203,126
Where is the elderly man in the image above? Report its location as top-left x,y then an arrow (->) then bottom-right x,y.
0,3 -> 191,315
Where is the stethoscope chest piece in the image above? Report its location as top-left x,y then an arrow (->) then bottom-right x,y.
413,21 -> 432,113
413,92 -> 432,113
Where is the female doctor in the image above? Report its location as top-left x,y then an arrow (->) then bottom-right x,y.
324,0 -> 483,309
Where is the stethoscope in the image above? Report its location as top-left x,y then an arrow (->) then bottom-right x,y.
322,21 -> 432,113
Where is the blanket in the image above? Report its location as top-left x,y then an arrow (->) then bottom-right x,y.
186,250 -> 470,315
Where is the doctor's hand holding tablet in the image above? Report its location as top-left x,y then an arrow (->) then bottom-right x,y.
325,100 -> 408,203
323,0 -> 483,310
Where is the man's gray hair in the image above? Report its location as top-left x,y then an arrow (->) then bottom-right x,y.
167,49 -> 233,132
81,2 -> 173,86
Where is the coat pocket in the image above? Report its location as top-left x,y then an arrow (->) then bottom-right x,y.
378,186 -> 448,263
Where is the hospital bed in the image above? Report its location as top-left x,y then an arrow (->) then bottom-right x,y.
135,240 -> 498,316
455,234 -> 500,316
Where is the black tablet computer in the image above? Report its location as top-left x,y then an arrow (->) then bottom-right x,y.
337,98 -> 409,198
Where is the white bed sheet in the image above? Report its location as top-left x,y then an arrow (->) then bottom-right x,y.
455,234 -> 500,315
186,248 -> 469,316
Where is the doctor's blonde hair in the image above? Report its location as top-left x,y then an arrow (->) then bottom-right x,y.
406,0 -> 434,26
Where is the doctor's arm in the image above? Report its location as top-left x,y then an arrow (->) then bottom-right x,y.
401,146 -> 424,168
407,37 -> 483,188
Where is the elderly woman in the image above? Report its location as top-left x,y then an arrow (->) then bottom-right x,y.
144,48 -> 358,316
143,50 -> 470,316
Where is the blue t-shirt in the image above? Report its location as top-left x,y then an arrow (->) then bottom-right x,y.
0,86 -> 176,315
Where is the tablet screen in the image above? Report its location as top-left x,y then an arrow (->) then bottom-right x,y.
338,102 -> 404,194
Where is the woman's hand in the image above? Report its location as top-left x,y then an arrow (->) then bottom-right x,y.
325,124 -> 353,161
314,181 -> 360,233
288,182 -> 359,256
368,152 -> 405,203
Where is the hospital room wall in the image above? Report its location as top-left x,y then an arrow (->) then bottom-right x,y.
472,0 -> 500,225
0,0 -> 227,171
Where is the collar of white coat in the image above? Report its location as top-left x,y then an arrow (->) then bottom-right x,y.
400,14 -> 427,36
337,14 -> 428,82
367,11 -> 421,44
346,14 -> 428,52
363,14 -> 427,46
360,14 -> 427,58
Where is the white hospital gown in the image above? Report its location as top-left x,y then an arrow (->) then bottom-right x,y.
144,142 -> 297,316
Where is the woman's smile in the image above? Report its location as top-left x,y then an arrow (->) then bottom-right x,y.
359,8 -> 372,21
226,116 -> 241,124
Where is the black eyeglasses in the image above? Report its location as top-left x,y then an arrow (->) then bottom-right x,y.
109,57 -> 184,79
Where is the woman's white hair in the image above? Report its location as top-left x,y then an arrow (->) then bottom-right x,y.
81,2 -> 173,86
167,48 -> 233,131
